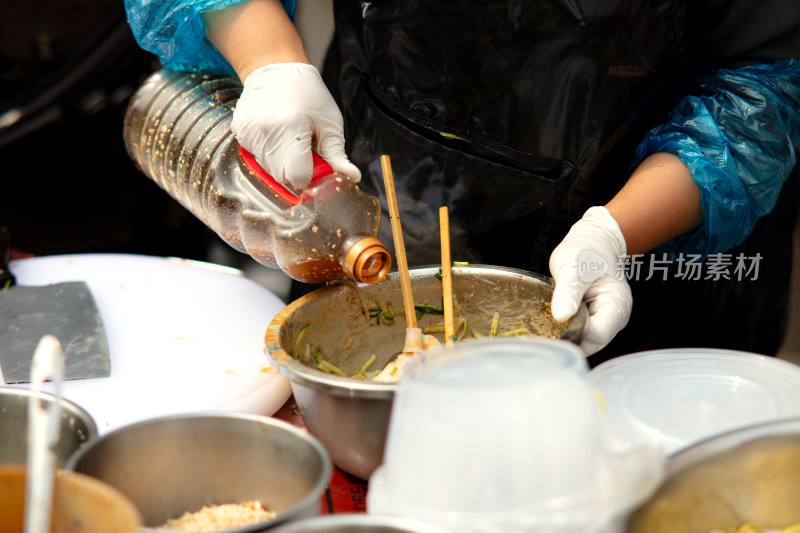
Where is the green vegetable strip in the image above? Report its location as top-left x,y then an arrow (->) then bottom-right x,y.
292,323 -> 312,357
499,327 -> 530,336
422,324 -> 446,334
489,312 -> 500,337
415,303 -> 444,315
355,354 -> 377,376
314,355 -> 347,376
454,318 -> 468,341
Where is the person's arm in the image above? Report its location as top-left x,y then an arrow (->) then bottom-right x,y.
202,0 -> 310,81
626,59 -> 800,259
605,152 -> 702,256
123,0 -> 299,75
549,154 -> 704,355
202,0 -> 360,188
551,59 -> 800,355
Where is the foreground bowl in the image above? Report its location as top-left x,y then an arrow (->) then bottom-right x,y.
624,417 -> 800,532
0,387 -> 97,466
0,466 -> 142,532
265,265 -> 586,479
66,413 -> 332,531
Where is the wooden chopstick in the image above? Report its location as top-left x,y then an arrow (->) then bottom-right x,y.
440,206 -> 455,344
380,155 -> 417,329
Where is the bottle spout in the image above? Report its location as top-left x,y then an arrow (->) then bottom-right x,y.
342,235 -> 392,284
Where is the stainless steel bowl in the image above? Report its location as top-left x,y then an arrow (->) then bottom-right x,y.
0,387 -> 97,467
66,412 -> 332,531
265,265 -> 586,480
269,514 -> 454,532
624,417 -> 800,532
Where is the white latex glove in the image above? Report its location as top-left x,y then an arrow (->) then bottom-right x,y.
549,206 -> 632,355
231,63 -> 361,189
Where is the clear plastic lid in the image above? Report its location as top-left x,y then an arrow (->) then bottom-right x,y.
588,348 -> 800,454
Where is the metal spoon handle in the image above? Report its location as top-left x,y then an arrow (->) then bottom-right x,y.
25,335 -> 65,533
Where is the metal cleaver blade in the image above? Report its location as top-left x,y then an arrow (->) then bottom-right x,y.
0,229 -> 110,384
0,280 -> 111,383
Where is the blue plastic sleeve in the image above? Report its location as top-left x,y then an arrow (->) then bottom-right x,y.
631,58 -> 800,259
124,0 -> 298,75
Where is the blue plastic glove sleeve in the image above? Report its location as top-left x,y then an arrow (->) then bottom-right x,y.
124,0 -> 297,75
631,58 -> 800,259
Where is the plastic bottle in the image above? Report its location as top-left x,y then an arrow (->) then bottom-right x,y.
123,69 -> 391,284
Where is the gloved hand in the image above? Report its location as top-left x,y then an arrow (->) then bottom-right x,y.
549,206 -> 632,355
231,63 -> 361,189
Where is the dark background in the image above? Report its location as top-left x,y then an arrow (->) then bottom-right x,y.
0,0 -> 214,260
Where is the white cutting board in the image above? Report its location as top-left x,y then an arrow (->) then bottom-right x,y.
4,254 -> 292,434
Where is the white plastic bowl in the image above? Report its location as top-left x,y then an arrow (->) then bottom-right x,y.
368,338 -> 663,533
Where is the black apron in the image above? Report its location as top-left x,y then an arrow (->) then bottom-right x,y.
321,0 -> 798,362
324,0 -> 685,271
